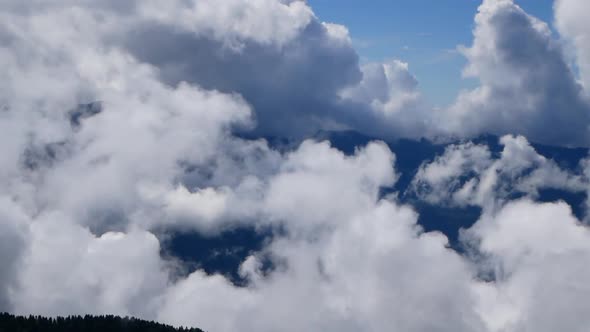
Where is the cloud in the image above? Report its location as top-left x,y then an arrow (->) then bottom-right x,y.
11,216 -> 168,318
6,0 -> 589,146
262,140 -> 396,229
466,199 -> 590,332
341,60 -> 420,114
156,142 -> 484,332
444,0 -> 590,146
1,1 -> 590,332
555,0 -> 590,93
117,1 -> 362,138
158,198 -> 484,332
410,135 -> 587,209
136,0 -> 314,47
338,60 -> 435,139
0,198 -> 28,312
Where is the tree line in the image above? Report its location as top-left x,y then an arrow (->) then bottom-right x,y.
0,313 -> 204,332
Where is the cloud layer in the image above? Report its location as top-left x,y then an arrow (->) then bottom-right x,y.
1,0 -> 590,332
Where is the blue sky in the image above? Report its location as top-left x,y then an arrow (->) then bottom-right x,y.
310,0 -> 554,106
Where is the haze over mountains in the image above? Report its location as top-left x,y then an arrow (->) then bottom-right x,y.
164,131 -> 589,285
2,0 -> 590,331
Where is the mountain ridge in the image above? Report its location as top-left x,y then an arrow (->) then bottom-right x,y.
0,313 -> 204,332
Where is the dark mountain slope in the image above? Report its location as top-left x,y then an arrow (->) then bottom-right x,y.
0,313 -> 203,332
163,130 -> 589,283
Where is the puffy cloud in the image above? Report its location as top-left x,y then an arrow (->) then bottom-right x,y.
445,0 -> 590,146
339,60 -> 433,139
410,135 -> 586,209
138,184 -> 231,233
0,0 -> 260,311
133,139 -> 397,235
341,60 -> 420,115
117,1 -> 362,138
410,141 -> 493,205
158,204 -> 484,332
0,1 -> 261,234
11,216 -> 169,318
136,0 -> 314,47
467,199 -> 590,332
262,140 -> 396,229
555,0 -> 590,93
326,0 -> 590,146
157,144 -> 484,331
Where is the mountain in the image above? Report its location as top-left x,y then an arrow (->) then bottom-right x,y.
162,130 -> 589,283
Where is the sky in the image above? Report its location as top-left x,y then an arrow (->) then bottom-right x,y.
312,0 -> 555,105
2,1 -> 590,332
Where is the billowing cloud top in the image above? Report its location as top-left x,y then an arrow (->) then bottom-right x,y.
1,0 -> 590,331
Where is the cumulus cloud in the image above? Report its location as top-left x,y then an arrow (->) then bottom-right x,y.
339,60 -> 434,139
555,0 -> 590,93
444,0 -> 590,146
5,0 -> 589,145
151,141 -> 485,332
410,135 -> 587,209
467,199 -> 590,332
116,1 -> 362,138
158,199 -> 484,332
11,217 -> 168,318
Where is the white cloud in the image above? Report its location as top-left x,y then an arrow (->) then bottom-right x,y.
158,165 -> 485,332
262,140 -> 396,229
11,214 -> 169,318
117,1 -> 363,138
411,141 -> 493,205
341,60 -> 420,114
138,184 -> 231,234
555,0 -> 590,93
444,0 -> 590,146
410,135 -> 587,208
467,199 -> 590,332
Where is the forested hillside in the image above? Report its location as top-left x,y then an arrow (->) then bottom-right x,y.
0,313 -> 203,332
